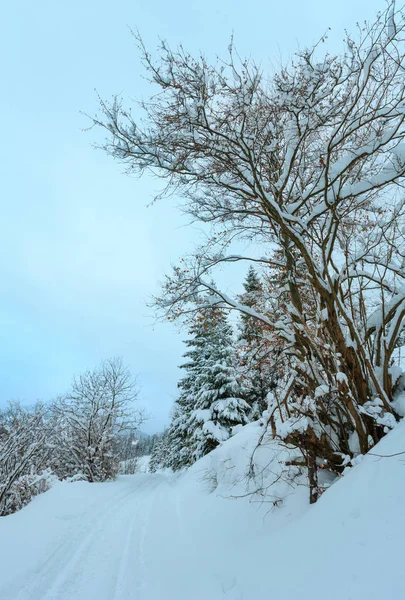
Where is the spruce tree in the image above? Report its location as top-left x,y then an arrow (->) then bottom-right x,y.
190,309 -> 250,460
149,433 -> 168,472
163,396 -> 194,470
163,312 -> 209,470
165,307 -> 250,468
237,266 -> 272,418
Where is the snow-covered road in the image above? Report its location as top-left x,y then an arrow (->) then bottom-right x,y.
2,420 -> 405,600
0,473 -> 198,600
0,463 -> 267,600
0,424 -> 297,600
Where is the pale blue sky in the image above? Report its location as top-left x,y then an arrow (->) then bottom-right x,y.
1,0 -> 384,432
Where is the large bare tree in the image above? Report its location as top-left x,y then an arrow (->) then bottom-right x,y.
93,3 -> 405,501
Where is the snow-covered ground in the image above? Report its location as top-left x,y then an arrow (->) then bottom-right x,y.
136,455 -> 151,473
1,420 -> 405,599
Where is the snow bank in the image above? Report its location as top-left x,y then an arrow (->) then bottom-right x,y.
188,420 -> 309,519
181,419 -> 405,599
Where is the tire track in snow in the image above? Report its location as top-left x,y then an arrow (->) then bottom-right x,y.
16,477 -> 160,600
111,477 -> 160,600
111,511 -> 139,600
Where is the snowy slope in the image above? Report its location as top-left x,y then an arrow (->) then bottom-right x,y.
0,420 -> 404,599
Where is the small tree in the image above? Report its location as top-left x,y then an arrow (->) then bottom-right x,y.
236,266 -> 275,418
149,432 -> 169,472
53,358 -> 144,482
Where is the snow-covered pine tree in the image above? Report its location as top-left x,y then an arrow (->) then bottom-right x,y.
237,266 -> 273,418
163,397 -> 194,470
190,309 -> 250,460
149,432 -> 168,472
239,267 -> 265,344
163,311 -> 213,470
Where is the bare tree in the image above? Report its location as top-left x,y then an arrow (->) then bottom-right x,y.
93,3 -> 405,501
53,358 -> 145,482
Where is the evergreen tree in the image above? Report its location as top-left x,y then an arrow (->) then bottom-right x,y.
190,309 -> 250,460
239,266 -> 265,344
163,397 -> 194,470
164,311 -> 211,470
149,432 -> 168,473
165,307 -> 250,468
237,267 -> 273,418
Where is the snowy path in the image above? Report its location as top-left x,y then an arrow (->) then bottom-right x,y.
0,469 -> 254,600
0,474 -> 194,600
21,477 -> 163,600
2,421 -> 405,600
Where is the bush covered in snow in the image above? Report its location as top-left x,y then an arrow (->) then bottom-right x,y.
2,470 -> 57,517
0,359 -> 145,516
0,401 -> 58,516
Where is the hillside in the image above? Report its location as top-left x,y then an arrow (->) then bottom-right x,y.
0,419 -> 404,599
